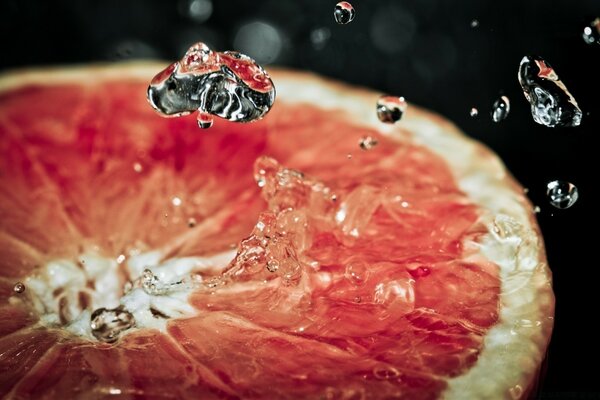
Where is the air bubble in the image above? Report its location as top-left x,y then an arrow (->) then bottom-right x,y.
491,96 -> 510,122
334,2 -> 355,25
376,95 -> 407,124
546,180 -> 578,209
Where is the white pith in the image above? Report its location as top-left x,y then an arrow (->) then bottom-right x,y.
0,63 -> 554,399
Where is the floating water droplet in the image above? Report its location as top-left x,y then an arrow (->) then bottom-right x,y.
187,217 -> 197,228
334,2 -> 355,25
582,18 -> 600,45
13,282 -> 25,294
469,107 -> 479,117
546,180 -> 578,209
533,205 -> 541,214
178,0 -> 213,24
518,55 -> 582,127
171,196 -> 182,207
147,42 -> 276,128
359,136 -> 378,151
376,95 -> 407,124
491,96 -> 510,122
133,162 -> 143,173
470,19 -> 479,28
90,306 -> 135,343
116,254 -> 126,264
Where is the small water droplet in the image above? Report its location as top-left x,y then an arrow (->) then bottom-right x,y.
345,261 -> 368,286
470,19 -> 479,28
469,107 -> 479,117
133,162 -> 143,173
491,96 -> 510,122
178,0 -> 213,24
116,254 -> 126,264
376,95 -> 407,124
546,180 -> 578,209
334,2 -> 355,25
518,55 -> 582,128
90,306 -> 135,343
533,205 -> 541,214
187,217 -> 197,228
13,282 -> 25,294
266,259 -> 279,273
408,266 -> 431,278
582,18 -> 600,45
509,384 -> 523,399
359,136 -> 379,151
171,196 -> 182,207
353,295 -> 362,303
310,27 -> 331,50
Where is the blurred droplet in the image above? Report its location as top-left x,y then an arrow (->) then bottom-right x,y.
470,19 -> 479,28
491,95 -> 510,122
310,27 -> 331,51
370,4 -> 416,55
334,2 -> 355,25
376,95 -> 407,123
582,18 -> 600,45
233,21 -> 283,64
178,0 -> 213,24
105,39 -> 159,61
547,180 -> 578,209
359,136 -> 379,150
470,107 -> 479,117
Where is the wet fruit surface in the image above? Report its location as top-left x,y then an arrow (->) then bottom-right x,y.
0,74 -> 500,399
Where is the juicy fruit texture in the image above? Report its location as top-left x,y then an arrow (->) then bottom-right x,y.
0,74 -> 500,398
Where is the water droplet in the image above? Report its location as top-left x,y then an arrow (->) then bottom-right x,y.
533,205 -> 541,214
310,27 -> 331,50
187,217 -> 197,228
133,162 -> 143,173
171,196 -> 182,207
359,136 -> 379,151
334,2 -> 355,25
116,254 -> 126,264
266,259 -> 279,273
197,112 -> 214,129
582,18 -> 600,45
546,180 -> 578,209
518,55 -> 582,127
509,384 -> 523,399
345,261 -> 368,286
147,42 -> 276,128
470,19 -> 479,28
234,21 -> 283,64
90,306 -> 135,343
373,365 -> 400,380
376,95 -> 407,124
491,95 -> 510,122
469,107 -> 479,117
13,282 -> 25,294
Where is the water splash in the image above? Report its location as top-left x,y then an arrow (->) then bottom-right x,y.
147,42 -> 276,129
90,306 -> 135,343
546,180 -> 578,209
376,95 -> 407,124
491,96 -> 510,122
334,2 -> 355,25
518,55 -> 582,127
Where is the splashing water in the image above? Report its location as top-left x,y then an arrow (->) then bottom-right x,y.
546,180 -> 578,209
376,95 -> 407,124
90,306 -> 135,343
13,282 -> 25,294
491,96 -> 510,122
518,55 -> 582,128
582,18 -> 600,45
147,42 -> 276,129
359,136 -> 379,150
334,2 -> 355,25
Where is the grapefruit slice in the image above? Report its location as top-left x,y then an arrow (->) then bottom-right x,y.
0,64 -> 554,399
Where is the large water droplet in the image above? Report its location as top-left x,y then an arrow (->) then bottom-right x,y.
147,42 -> 276,129
491,96 -> 510,122
376,95 -> 407,124
334,2 -> 355,25
582,18 -> 600,45
90,306 -> 135,343
518,55 -> 582,128
546,180 -> 578,209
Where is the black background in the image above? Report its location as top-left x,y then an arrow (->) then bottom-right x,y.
0,0 -> 598,397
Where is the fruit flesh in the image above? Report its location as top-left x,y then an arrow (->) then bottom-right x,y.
0,79 -> 500,399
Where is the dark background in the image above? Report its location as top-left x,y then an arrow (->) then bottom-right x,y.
0,0 -> 598,397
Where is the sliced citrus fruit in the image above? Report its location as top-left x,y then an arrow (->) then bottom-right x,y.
0,64 -> 554,399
